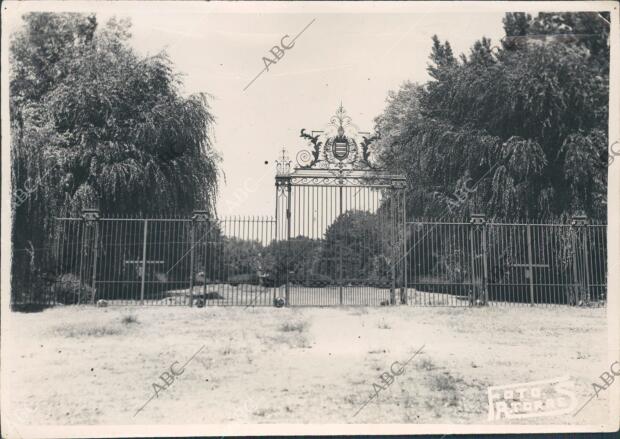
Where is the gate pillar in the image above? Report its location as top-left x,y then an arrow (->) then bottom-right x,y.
571,214 -> 590,305
82,208 -> 100,304
275,149 -> 293,306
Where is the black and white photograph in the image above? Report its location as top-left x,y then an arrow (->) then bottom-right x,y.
1,1 -> 618,437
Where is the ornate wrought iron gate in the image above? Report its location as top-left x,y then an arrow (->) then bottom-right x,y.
274,105 -> 407,306
14,106 -> 606,309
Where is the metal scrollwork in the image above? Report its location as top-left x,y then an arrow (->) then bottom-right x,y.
299,129 -> 322,168
288,174 -> 406,188
296,103 -> 374,173
296,149 -> 314,168
279,104 -> 404,189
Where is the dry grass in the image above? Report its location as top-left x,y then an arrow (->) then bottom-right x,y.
120,314 -> 139,325
53,322 -> 124,338
279,320 -> 308,333
51,310 -> 139,338
377,319 -> 391,329
416,357 -> 436,371
5,305 -> 609,426
429,373 -> 460,407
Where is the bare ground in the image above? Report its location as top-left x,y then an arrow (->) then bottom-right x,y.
3,304 -> 610,427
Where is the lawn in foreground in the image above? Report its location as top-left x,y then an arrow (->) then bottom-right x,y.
3,305 -> 609,426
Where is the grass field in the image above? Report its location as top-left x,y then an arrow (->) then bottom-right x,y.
3,304 -> 611,427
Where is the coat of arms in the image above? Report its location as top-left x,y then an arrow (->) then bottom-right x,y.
332,126 -> 350,160
296,103 -> 376,171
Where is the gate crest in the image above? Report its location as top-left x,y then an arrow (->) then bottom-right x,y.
281,104 -> 405,187
296,104 -> 376,172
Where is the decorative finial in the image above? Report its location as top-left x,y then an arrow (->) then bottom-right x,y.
276,147 -> 292,176
330,103 -> 352,130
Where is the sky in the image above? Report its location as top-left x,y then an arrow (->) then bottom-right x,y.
8,2 -> 507,217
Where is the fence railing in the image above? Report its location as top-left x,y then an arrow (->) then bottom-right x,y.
10,211 -> 607,308
406,215 -> 607,307
11,211 -> 278,307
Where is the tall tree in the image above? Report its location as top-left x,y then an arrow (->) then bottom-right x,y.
10,13 -> 221,296
373,12 -> 609,222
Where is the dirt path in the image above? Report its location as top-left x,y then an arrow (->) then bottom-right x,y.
2,305 -> 610,427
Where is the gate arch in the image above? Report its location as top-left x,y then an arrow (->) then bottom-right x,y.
274,105 -> 407,306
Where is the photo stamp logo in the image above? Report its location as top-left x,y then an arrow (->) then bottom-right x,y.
487,375 -> 577,421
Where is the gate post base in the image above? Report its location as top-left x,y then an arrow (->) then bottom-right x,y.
399,287 -> 406,305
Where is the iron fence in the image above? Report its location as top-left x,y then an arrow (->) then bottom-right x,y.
10,213 -> 277,307
406,217 -> 607,307
10,211 -> 607,309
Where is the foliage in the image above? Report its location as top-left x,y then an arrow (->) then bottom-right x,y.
54,273 -> 94,304
10,13 -> 221,300
318,210 -> 390,283
228,272 -> 261,286
262,236 -> 323,285
220,238 -> 263,280
373,12 -> 609,222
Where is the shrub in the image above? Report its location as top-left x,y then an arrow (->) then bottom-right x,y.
366,275 -> 391,288
54,273 -> 93,304
228,272 -> 259,286
301,274 -> 333,287
435,250 -> 468,284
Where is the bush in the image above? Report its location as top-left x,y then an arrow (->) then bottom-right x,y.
228,272 -> 259,286
300,274 -> 333,287
435,250 -> 468,284
366,276 -> 392,288
54,273 -> 93,304
194,271 -> 213,285
261,273 -> 279,287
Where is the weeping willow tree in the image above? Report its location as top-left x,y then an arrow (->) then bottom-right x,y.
10,13 -> 220,300
371,12 -> 609,305
373,12 -> 609,222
